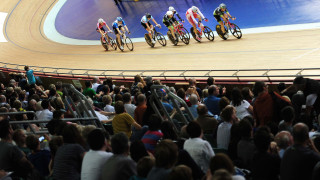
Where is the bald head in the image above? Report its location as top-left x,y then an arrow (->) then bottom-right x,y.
275,131 -> 293,149
293,123 -> 309,144
189,94 -> 198,105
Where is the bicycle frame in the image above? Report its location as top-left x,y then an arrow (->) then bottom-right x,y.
174,23 -> 185,36
224,17 -> 236,32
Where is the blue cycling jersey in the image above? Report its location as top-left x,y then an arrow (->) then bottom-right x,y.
141,15 -> 154,23
112,20 -> 126,28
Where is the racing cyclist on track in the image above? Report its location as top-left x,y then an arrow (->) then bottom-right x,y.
169,6 -> 184,23
163,11 -> 178,42
96,18 -> 112,43
213,3 -> 235,38
186,6 -> 208,40
141,13 -> 161,44
112,17 -> 130,50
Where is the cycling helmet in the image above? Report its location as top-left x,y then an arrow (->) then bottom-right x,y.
169,6 -> 175,12
219,3 -> 227,9
98,18 -> 104,23
116,17 -> 123,22
166,11 -> 173,16
146,13 -> 152,19
191,6 -> 198,13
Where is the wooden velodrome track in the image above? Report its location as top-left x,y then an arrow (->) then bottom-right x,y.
1,0 -> 320,78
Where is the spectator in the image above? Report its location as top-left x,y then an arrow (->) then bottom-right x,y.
101,132 -> 137,179
55,82 -> 63,97
252,128 -> 280,180
209,154 -> 245,180
48,136 -> 63,176
112,101 -> 141,138
103,95 -> 115,113
83,81 -> 103,99
26,99 -> 37,120
26,134 -> 51,177
231,87 -> 253,120
130,156 -> 155,180
204,85 -> 221,115
147,139 -> 179,180
37,99 -> 53,120
237,119 -> 255,170
130,140 -> 150,163
123,92 -> 137,118
280,123 -> 320,180
134,94 -> 147,125
184,121 -> 215,173
206,77 -> 215,89
196,104 -> 218,134
24,66 -> 36,85
168,165 -> 193,180
241,87 -> 254,104
142,114 -> 163,154
53,124 -> 86,180
91,77 -> 101,92
12,129 -> 30,156
0,119 -> 33,179
188,77 -> 202,98
219,96 -> 230,113
177,88 -> 191,107
81,129 -> 113,180
161,121 -> 178,141
217,105 -> 238,150
274,131 -> 293,158
278,106 -> 294,133
189,94 -> 199,119
211,169 -> 232,180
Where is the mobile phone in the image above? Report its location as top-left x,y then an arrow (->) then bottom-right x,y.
38,136 -> 45,142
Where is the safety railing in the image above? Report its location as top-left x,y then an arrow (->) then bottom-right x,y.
1,61 -> 320,83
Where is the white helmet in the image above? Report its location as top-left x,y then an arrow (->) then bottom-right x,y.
166,11 -> 173,16
169,6 -> 175,12
191,6 -> 198,13
98,18 -> 104,23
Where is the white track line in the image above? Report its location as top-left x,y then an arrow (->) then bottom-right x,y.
44,0 -> 320,45
0,12 -> 8,42
291,48 -> 320,61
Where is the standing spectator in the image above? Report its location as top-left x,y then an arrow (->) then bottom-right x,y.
112,101 -> 141,138
204,85 -> 221,115
278,106 -> 294,133
134,94 -> 147,126
188,78 -> 202,99
217,105 -> 238,150
280,123 -> 320,180
91,77 -> 101,92
184,121 -> 215,173
24,66 -> 36,85
123,93 -> 137,118
274,131 -> 293,158
177,88 -> 191,107
101,132 -> 137,179
241,87 -> 254,104
141,114 -> 163,154
196,104 -> 218,134
206,77 -> 215,89
38,99 -> 53,120
83,81 -> 103,100
230,87 -> 253,120
81,129 -> 113,180
147,139 -> 179,180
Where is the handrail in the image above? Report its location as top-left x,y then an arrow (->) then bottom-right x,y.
1,61 -> 320,83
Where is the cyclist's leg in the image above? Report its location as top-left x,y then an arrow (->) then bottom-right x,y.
98,27 -> 106,42
148,23 -> 154,40
186,14 -> 198,35
196,14 -> 204,34
214,15 -> 225,34
169,25 -> 176,39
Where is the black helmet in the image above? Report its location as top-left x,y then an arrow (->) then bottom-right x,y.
146,13 -> 151,18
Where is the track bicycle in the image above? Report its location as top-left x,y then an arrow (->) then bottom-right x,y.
116,31 -> 134,52
144,26 -> 167,48
100,32 -> 117,51
190,20 -> 214,42
167,22 -> 190,45
216,17 -> 242,40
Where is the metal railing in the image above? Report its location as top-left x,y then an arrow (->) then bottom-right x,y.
1,61 -> 320,83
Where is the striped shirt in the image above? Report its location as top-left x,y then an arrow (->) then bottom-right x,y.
141,130 -> 163,154
112,113 -> 135,138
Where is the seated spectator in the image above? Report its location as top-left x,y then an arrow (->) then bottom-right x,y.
177,88 -> 191,107
53,124 -> 86,180
130,140 -> 150,163
91,77 -> 101,92
142,114 -> 163,154
130,156 -> 155,180
123,92 -> 136,118
274,131 -> 293,158
147,139 -> 178,180
211,169 -> 233,180
280,123 -> 320,180
252,128 -> 280,180
81,129 -> 113,180
12,129 -> 30,156
217,105 -> 238,150
134,94 -> 147,126
196,104 -> 218,134
48,136 -> 63,176
0,119 -> 33,179
26,99 -> 37,120
237,119 -> 255,170
83,81 -> 103,100
189,94 -> 199,119
231,87 -> 253,120
38,99 -> 53,120
209,154 -> 245,180
112,101 -> 141,138
204,85 -> 221,115
26,134 -> 51,177
103,95 -> 115,113
101,132 -> 137,179
168,165 -> 193,180
278,106 -> 294,133
184,121 -> 214,174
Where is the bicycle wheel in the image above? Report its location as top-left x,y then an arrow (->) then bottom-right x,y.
100,37 -> 109,51
230,23 -> 242,39
179,28 -> 189,45
190,27 -> 201,42
109,36 -> 117,50
215,25 -> 227,40
182,27 -> 190,40
156,32 -> 167,46
125,37 -> 134,51
144,34 -> 154,47
203,26 -> 214,41
116,38 -> 124,51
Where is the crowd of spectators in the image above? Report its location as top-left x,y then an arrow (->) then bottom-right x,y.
0,69 -> 320,180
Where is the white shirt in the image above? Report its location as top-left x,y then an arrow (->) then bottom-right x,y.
37,109 -> 53,120
231,100 -> 251,120
217,122 -> 232,150
124,104 -> 136,118
183,137 -> 215,173
104,105 -> 115,113
92,83 -> 100,92
81,150 -> 113,180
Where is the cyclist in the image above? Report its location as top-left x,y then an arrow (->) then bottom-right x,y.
186,6 -> 207,40
112,17 -> 130,50
213,3 -> 235,38
141,13 -> 161,44
163,11 -> 178,42
96,18 -> 112,43
168,6 -> 184,23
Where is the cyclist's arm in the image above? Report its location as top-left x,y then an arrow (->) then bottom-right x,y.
152,18 -> 159,26
124,25 -> 129,32
198,10 -> 205,20
116,28 -> 122,35
105,24 -> 112,32
226,11 -> 232,18
176,13 -> 183,22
